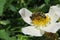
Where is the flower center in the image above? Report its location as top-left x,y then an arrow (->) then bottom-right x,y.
30,12 -> 51,27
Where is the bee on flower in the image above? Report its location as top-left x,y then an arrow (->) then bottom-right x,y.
19,5 -> 60,36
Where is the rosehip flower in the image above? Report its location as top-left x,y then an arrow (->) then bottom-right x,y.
19,5 -> 60,36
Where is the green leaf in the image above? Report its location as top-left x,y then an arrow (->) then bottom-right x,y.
18,35 -> 29,40
0,0 -> 6,16
39,4 -> 45,9
44,0 -> 50,4
9,4 -> 17,12
0,29 -> 16,40
0,20 -> 10,25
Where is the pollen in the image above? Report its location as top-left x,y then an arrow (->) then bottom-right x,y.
31,14 -> 51,27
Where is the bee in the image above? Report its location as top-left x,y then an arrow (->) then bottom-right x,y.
30,12 -> 46,20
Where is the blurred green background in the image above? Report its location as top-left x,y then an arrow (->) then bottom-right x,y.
0,0 -> 60,40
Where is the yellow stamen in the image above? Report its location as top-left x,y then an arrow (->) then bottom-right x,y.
32,15 -> 51,27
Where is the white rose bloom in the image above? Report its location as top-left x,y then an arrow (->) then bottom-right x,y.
19,5 -> 60,36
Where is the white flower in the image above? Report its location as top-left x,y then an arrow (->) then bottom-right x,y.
19,5 -> 60,36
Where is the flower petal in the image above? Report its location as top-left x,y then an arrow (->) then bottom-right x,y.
19,8 -> 32,24
41,22 -> 60,33
46,5 -> 60,23
54,5 -> 60,17
22,26 -> 44,36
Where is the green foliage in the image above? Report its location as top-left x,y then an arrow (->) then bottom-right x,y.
0,0 -> 6,16
0,30 -> 16,40
0,20 -> 10,25
9,4 -> 17,12
0,0 -> 60,40
44,0 -> 50,4
18,35 -> 29,40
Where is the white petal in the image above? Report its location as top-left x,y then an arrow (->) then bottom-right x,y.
46,5 -> 60,23
41,22 -> 60,33
54,5 -> 60,17
22,26 -> 44,36
19,8 -> 32,24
